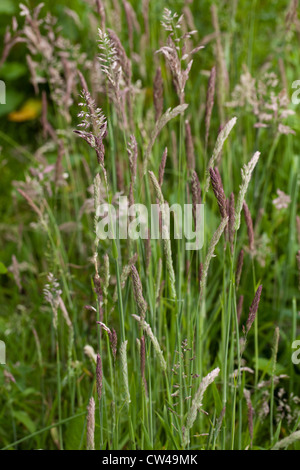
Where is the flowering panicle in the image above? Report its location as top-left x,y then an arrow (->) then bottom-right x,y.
183,367 -> 220,447
113,253 -> 138,302
74,89 -> 107,165
235,152 -> 260,232
227,65 -> 295,135
44,273 -> 62,329
157,8 -> 203,104
245,285 -> 263,334
157,36 -> 202,105
98,28 -> 118,85
132,314 -> 167,372
131,265 -> 148,325
209,167 -> 227,220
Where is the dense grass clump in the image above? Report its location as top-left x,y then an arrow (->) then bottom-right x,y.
0,0 -> 300,450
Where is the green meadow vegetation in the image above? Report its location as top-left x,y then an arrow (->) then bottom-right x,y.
0,0 -> 300,450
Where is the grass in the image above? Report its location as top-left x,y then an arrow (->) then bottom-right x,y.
0,0 -> 299,451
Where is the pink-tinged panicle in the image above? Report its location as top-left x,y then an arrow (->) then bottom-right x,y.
159,147 -> 168,187
237,295 -> 244,324
109,328 -> 118,360
209,167 -> 227,220
140,335 -> 148,396
272,189 -> 291,210
74,87 -> 107,166
98,28 -> 128,128
157,12 -> 203,105
243,201 -> 255,253
205,66 -> 216,149
107,28 -> 132,84
0,17 -> 25,69
131,265 -> 148,324
4,370 -> 16,385
286,0 -> 299,32
127,134 -> 138,206
154,67 -> 164,122
96,353 -> 103,401
246,285 -> 263,334
236,249 -> 244,289
26,55 -> 40,95
96,322 -> 117,360
185,120 -> 195,171
86,397 -> 95,450
113,253 -> 138,302
191,170 -> 202,227
96,0 -> 106,30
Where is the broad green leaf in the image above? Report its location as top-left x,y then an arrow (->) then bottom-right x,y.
13,411 -> 36,434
